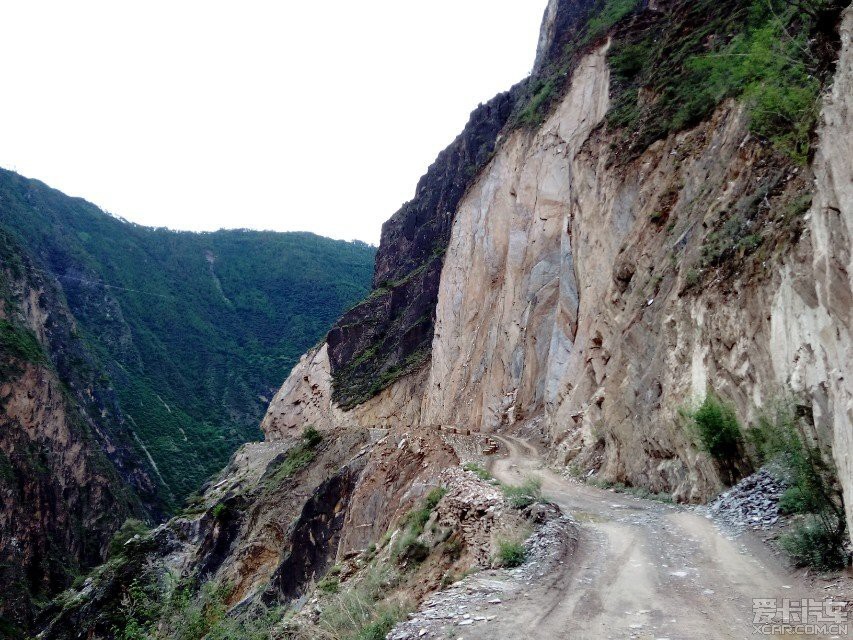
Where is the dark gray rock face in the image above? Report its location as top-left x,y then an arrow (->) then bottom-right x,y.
707,468 -> 788,532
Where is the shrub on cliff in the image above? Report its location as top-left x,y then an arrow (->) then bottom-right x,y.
264,427 -> 323,489
107,519 -> 150,561
496,539 -> 527,568
502,477 -> 544,509
690,395 -> 742,461
303,425 -> 323,448
749,402 -> 848,570
393,486 -> 448,565
683,393 -> 748,486
606,0 -> 846,162
0,319 -> 45,365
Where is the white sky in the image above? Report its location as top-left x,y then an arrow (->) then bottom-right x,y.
0,1 -> 547,245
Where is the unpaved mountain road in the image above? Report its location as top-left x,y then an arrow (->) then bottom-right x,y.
474,435 -> 850,640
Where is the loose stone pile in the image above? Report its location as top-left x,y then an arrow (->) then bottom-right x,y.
706,468 -> 788,532
429,468 -> 506,566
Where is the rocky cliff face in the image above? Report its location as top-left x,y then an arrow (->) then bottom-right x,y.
0,232 -> 152,632
783,5 -> 852,536
326,0 -> 598,410
272,0 -> 853,514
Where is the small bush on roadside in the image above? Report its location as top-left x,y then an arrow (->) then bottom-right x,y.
689,394 -> 742,461
683,393 -> 747,486
502,477 -> 543,509
749,401 -> 848,570
778,485 -> 814,515
462,463 -> 492,481
781,516 -> 848,571
496,540 -> 527,568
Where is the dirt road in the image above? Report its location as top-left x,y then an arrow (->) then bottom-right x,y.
469,435 -> 847,640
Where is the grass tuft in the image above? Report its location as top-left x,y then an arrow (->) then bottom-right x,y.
502,478 -> 543,509
496,540 -> 527,568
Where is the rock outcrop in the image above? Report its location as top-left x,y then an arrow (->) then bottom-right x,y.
776,4 -> 853,545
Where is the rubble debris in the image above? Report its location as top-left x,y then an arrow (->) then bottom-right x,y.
705,468 -> 788,533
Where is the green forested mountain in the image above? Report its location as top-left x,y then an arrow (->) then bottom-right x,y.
0,167 -> 375,508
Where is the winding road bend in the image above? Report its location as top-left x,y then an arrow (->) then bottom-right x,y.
473,435 -> 847,640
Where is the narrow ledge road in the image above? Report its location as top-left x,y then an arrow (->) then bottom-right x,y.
468,435 -> 849,640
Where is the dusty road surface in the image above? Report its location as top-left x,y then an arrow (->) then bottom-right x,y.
446,435 -> 849,640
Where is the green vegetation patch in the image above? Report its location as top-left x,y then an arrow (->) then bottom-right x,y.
316,575 -> 341,594
748,402 -> 848,570
0,319 -> 46,366
264,427 -> 323,490
107,519 -> 151,561
584,0 -> 643,44
392,486 -> 448,564
688,394 -> 743,462
780,516 -> 847,571
0,169 -> 375,507
462,462 -> 493,481
502,477 -> 544,509
512,0 -> 644,127
682,393 -> 748,486
496,539 -> 527,568
337,344 -> 432,411
318,565 -> 410,640
606,0 -> 845,162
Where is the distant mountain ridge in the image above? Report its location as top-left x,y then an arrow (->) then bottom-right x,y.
0,167 -> 376,508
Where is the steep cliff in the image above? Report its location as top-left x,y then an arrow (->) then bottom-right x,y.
0,176 -> 375,634
326,0 -> 600,410
273,0 -> 852,507
0,230 -> 150,633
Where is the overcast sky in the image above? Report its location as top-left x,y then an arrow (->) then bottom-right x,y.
0,1 -> 547,245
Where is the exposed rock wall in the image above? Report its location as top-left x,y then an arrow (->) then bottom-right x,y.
327,91 -> 519,409
422,14 -> 852,505
533,0 -> 597,74
771,5 -> 853,538
325,0 -> 601,411
422,42 -> 611,434
268,5 -> 852,512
